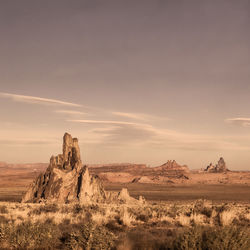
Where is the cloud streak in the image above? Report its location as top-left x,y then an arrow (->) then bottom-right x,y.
111,111 -> 168,121
225,117 -> 250,127
55,110 -> 86,115
0,92 -> 81,107
68,119 -> 144,126
77,119 -> 250,152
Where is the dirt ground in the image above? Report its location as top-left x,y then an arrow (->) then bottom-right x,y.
1,183 -> 250,203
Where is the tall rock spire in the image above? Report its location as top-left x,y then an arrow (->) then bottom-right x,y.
22,133 -> 144,205
22,133 -> 106,203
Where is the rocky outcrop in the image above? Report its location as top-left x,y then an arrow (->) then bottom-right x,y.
216,157 -> 228,172
205,157 -> 229,173
88,160 -> 190,184
22,133 -> 144,205
205,163 -> 215,172
116,188 -> 146,205
22,133 -> 106,203
155,160 -> 189,172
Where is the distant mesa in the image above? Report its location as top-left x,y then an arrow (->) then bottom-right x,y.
204,157 -> 229,173
88,160 -> 190,184
22,133 -> 143,205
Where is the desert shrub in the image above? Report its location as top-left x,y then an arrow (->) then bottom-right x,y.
208,226 -> 250,250
237,214 -> 250,227
218,209 -> 238,226
0,220 -> 60,249
105,219 -> 125,232
136,214 -> 149,222
168,204 -> 179,218
90,225 -> 117,249
1,219 -> 116,249
200,207 -> 213,218
29,203 -> 59,215
60,205 -> 71,214
72,203 -> 83,214
173,226 -> 204,250
173,226 -> 250,250
59,222 -> 116,250
0,215 -> 9,224
59,222 -> 92,249
119,207 -> 135,227
123,228 -> 174,250
0,205 -> 8,214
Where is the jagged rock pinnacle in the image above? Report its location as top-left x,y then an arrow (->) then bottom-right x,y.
22,133 -> 144,205
22,133 -> 106,203
62,132 -> 81,170
205,157 -> 228,173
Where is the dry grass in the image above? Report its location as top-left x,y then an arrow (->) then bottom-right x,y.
0,200 -> 249,249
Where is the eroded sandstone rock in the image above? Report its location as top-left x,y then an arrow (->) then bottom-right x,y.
22,133 -> 144,205
22,133 -> 107,203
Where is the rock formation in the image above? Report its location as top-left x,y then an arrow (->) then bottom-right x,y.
204,157 -> 228,173
205,163 -> 215,172
155,160 -> 189,173
216,157 -> 228,172
22,133 -> 143,205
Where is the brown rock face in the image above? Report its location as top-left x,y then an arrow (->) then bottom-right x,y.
22,133 -> 107,204
205,157 -> 228,173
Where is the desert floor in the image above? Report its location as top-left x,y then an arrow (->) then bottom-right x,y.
0,183 -> 250,204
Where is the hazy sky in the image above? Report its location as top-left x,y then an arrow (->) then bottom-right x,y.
0,0 -> 249,169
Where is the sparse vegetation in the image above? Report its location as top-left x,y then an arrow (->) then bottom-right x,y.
0,200 -> 249,249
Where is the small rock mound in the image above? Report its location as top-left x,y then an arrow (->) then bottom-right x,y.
22,133 -> 144,205
204,157 -> 229,173
116,188 -> 146,205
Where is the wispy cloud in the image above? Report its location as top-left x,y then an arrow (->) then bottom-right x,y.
55,110 -> 86,115
0,139 -> 57,146
0,92 -> 81,107
111,111 -> 169,121
75,119 -> 250,152
68,119 -> 142,126
225,117 -> 250,127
